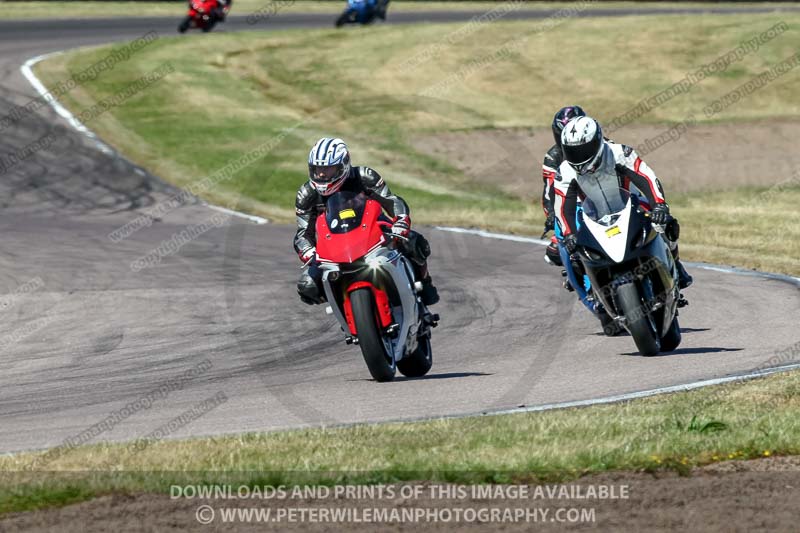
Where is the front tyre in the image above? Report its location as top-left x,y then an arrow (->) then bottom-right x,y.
616,281 -> 661,356
397,335 -> 432,378
350,288 -> 396,382
660,316 -> 682,352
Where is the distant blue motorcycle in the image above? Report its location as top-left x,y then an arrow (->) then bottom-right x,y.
335,0 -> 389,27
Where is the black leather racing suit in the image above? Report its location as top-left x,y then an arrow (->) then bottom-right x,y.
541,144 -> 564,265
541,144 -> 562,224
294,166 -> 432,304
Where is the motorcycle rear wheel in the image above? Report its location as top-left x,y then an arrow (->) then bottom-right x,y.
397,334 -> 432,378
616,281 -> 661,356
335,12 -> 350,27
351,288 -> 396,382
599,309 -> 623,336
178,16 -> 191,33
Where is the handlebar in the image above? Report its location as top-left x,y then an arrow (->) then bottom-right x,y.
377,220 -> 410,242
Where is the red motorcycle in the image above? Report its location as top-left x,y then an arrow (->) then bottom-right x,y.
315,190 -> 438,382
178,0 -> 227,33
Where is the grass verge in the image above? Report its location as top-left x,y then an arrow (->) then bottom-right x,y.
32,13 -> 800,273
1,368 -> 799,514
6,1 -> 790,20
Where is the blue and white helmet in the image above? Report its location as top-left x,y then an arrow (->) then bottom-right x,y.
308,137 -> 351,196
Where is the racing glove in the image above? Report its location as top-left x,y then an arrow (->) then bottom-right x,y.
391,215 -> 411,237
650,204 -> 671,225
563,234 -> 578,255
299,247 -> 316,264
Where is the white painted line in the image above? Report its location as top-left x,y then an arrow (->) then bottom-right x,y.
21,50 -> 268,225
21,52 -> 114,155
481,361 -> 800,418
436,226 -> 800,286
205,203 -> 268,224
436,226 -> 549,246
430,225 -> 800,418
686,261 -> 800,287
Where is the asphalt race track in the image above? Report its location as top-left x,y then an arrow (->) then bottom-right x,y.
1,7 -> 799,454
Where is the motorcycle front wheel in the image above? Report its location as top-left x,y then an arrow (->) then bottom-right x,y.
350,288 -> 396,382
660,316 -> 682,352
616,281 -> 661,356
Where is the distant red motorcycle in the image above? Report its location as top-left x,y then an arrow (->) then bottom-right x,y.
178,0 -> 228,33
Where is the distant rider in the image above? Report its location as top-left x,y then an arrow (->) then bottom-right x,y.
295,137 -> 439,306
553,116 -> 693,290
541,105 -> 587,266
212,0 -> 231,22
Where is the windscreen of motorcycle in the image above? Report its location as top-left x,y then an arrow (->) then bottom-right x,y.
577,150 -> 630,225
324,191 -> 367,234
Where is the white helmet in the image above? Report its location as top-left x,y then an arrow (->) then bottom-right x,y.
560,116 -> 604,173
308,137 -> 351,196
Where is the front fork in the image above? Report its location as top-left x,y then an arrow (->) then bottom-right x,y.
320,253 -> 424,355
555,221 -> 595,313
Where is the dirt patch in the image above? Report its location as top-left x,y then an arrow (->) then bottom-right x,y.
3,457 -> 799,532
413,120 -> 800,201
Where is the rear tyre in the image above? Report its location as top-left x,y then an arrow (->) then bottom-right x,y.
660,316 -> 682,352
350,288 -> 396,382
616,281 -> 661,356
599,310 -> 623,337
397,335 -> 432,378
335,13 -> 349,27
178,16 -> 191,33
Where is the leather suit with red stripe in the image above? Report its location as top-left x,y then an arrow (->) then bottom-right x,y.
541,144 -> 562,223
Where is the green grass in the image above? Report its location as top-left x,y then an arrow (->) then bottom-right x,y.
2,369 -> 799,514
3,1 -> 500,19
34,13 -> 800,273
7,1 -> 788,20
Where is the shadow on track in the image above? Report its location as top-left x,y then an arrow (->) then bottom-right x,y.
621,347 -> 744,357
347,372 -> 492,383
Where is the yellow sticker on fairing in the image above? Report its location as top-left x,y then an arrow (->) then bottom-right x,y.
605,226 -> 621,238
339,209 -> 356,219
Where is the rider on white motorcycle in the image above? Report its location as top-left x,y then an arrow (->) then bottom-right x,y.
295,137 -> 439,306
553,116 -> 693,290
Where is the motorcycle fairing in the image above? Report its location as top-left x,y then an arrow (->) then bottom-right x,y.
581,197 -> 632,263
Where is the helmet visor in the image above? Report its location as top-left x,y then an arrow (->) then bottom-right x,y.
562,135 -> 601,168
309,164 -> 343,184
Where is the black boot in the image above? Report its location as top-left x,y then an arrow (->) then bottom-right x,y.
545,239 -> 563,266
677,260 -> 693,289
420,276 -> 439,306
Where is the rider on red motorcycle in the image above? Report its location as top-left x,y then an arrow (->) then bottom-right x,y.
295,137 -> 439,306
215,0 -> 231,21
